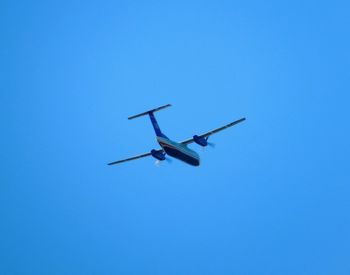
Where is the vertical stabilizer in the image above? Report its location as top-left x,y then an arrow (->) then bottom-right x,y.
148,112 -> 162,136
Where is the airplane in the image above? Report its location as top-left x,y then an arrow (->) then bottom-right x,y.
108,104 -> 245,167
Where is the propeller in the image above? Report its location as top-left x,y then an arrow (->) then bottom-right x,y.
207,142 -> 216,148
201,137 -> 215,150
201,143 -> 215,151
155,156 -> 172,166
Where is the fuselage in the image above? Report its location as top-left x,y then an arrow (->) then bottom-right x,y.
157,136 -> 200,166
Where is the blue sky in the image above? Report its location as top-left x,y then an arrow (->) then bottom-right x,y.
1,0 -> 349,274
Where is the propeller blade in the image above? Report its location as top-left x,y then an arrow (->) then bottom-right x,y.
201,142 -> 215,151
155,157 -> 172,166
204,137 -> 215,148
208,142 -> 216,148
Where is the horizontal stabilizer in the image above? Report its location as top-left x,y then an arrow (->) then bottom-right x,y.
128,104 -> 172,120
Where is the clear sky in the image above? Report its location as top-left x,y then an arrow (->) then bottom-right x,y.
1,0 -> 349,274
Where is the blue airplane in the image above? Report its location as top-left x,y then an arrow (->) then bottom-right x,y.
108,104 -> 245,166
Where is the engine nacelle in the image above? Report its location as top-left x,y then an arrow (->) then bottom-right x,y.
193,135 -> 208,147
151,149 -> 166,161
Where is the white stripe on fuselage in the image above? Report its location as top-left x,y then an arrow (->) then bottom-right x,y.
157,136 -> 200,160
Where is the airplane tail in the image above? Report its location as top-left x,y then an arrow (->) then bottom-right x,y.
128,104 -> 171,137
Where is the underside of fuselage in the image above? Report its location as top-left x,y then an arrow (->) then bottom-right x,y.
157,137 -> 200,166
163,146 -> 200,166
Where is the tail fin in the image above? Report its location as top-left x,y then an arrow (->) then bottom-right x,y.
128,104 -> 171,137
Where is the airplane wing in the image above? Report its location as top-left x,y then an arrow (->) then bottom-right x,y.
180,117 -> 246,145
107,149 -> 163,165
